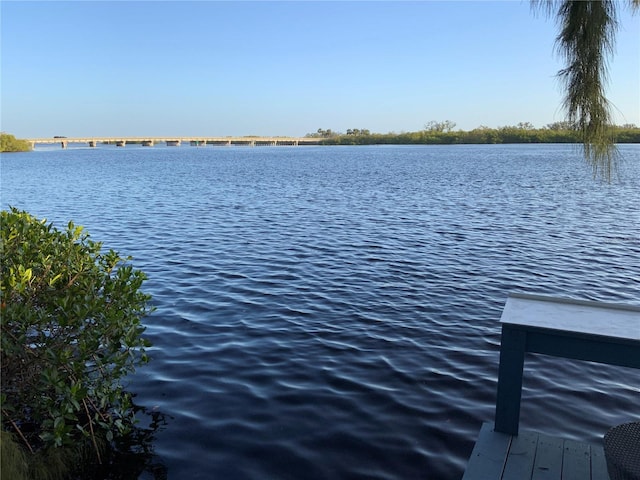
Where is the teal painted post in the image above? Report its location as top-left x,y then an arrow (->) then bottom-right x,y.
495,325 -> 526,435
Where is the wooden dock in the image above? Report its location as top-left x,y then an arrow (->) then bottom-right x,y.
462,294 -> 640,480
463,423 -> 610,480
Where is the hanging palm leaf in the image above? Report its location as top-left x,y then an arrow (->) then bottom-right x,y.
533,0 -> 639,180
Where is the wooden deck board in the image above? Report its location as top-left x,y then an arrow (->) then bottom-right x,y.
590,445 -> 610,480
562,439 -> 591,480
462,423 -> 610,480
531,433 -> 563,480
462,423 -> 511,480
502,430 -> 538,479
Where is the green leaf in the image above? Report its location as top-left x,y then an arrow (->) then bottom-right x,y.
1,207 -> 153,451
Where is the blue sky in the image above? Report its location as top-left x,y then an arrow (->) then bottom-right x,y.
2,1 -> 638,138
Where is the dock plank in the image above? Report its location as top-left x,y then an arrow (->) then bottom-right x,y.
562,439 -> 591,480
462,424 -> 611,480
531,433 -> 563,480
590,444 -> 610,480
502,430 -> 538,479
461,423 -> 511,480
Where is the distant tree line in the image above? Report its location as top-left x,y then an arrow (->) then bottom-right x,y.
306,122 -> 640,146
1,133 -> 32,152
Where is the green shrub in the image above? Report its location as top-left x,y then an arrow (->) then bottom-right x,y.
0,208 -> 152,476
0,133 -> 32,152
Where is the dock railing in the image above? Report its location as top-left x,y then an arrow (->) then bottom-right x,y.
463,294 -> 640,480
494,293 -> 640,436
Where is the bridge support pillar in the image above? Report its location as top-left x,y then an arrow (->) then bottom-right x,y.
166,140 -> 181,147
142,140 -> 154,147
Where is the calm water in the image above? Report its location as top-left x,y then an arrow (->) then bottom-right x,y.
1,144 -> 639,479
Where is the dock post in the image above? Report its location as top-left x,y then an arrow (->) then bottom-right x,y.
494,325 -> 526,435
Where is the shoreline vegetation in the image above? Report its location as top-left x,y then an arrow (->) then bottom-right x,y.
0,133 -> 32,152
306,122 -> 640,145
1,208 -> 158,479
3,123 -> 640,153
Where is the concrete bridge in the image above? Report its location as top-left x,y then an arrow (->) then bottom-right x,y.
27,136 -> 323,149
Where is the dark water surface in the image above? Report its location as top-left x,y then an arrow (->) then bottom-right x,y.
2,144 -> 639,479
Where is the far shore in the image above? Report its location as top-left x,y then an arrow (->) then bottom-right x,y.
6,123 -> 640,152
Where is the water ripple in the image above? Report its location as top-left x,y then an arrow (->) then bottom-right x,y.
1,144 -> 639,479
